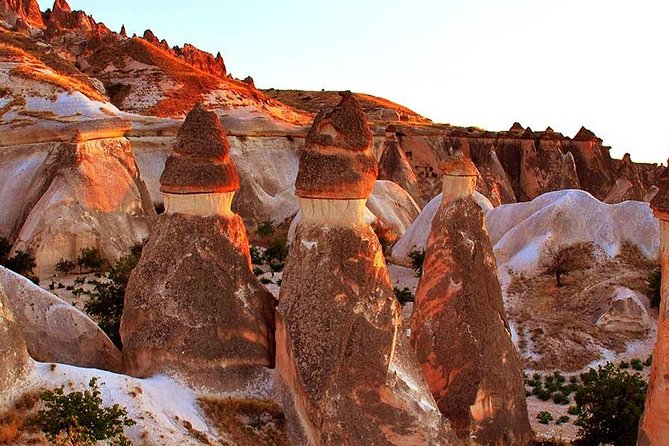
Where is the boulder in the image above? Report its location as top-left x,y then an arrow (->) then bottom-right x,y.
0,266 -> 121,371
0,280 -> 31,398
596,287 -> 653,335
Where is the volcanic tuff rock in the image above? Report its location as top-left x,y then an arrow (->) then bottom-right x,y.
410,158 -> 532,445
277,93 -> 460,445
378,124 -> 423,206
0,0 -> 43,27
639,169 -> 669,446
121,104 -> 275,382
10,136 -> 155,277
0,280 -> 30,397
0,266 -> 121,371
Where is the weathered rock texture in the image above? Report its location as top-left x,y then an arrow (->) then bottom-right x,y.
121,104 -> 275,381
0,0 -> 43,27
0,266 -> 121,371
410,158 -> 532,446
639,170 -> 669,446
276,93 -> 460,445
10,136 -> 155,277
378,125 -> 423,206
0,280 -> 30,397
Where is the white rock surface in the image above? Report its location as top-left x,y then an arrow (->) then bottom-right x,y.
486,190 -> 659,277
0,266 -> 121,371
391,191 -> 493,260
596,287 -> 654,334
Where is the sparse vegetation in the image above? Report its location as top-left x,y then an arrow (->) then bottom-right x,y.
0,240 -> 38,283
537,411 -> 553,425
198,397 -> 290,446
264,237 -> 288,265
573,362 -> 647,446
371,220 -> 398,255
408,249 -> 425,278
393,287 -> 414,305
55,258 -> 75,274
77,247 -> 104,272
539,241 -> 595,287
250,246 -> 264,265
257,220 -> 275,237
36,377 -> 135,446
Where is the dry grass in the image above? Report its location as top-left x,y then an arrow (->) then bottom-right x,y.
508,242 -> 657,371
0,391 -> 45,445
198,396 -> 290,446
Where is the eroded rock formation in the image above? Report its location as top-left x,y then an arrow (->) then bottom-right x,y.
378,124 -> 423,206
639,169 -> 669,446
0,280 -> 30,397
121,103 -> 275,382
410,157 -> 532,445
276,92 -> 460,445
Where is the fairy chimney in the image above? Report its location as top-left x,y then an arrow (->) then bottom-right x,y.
0,282 -> 31,396
638,170 -> 669,446
121,103 -> 275,383
277,92 -> 461,445
378,124 -> 423,206
410,157 -> 532,445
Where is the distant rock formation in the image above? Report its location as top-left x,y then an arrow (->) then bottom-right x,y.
46,0 -> 95,31
0,0 -> 43,28
378,124 -> 424,206
10,132 -> 155,277
639,169 -> 669,446
276,92 -> 461,445
410,157 -> 532,445
121,103 -> 275,382
0,280 -> 30,397
0,266 -> 121,371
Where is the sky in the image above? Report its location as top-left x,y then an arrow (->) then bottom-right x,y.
38,0 -> 668,164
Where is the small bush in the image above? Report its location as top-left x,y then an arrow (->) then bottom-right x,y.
619,361 -> 629,369
552,391 -> 569,405
77,247 -> 104,272
408,249 -> 425,278
537,411 -> 553,424
270,262 -> 284,273
253,267 -> 263,276
573,362 -> 647,446
55,258 -> 75,274
250,246 -> 264,265
264,237 -> 288,264
649,269 -> 661,308
36,377 -> 135,445
568,406 -> 581,416
556,415 -> 570,425
257,220 -> 275,237
393,287 -> 414,305
645,355 -> 653,367
260,277 -> 272,285
631,358 -> 644,371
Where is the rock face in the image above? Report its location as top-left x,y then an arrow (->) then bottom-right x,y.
0,280 -> 31,397
410,157 -> 532,446
0,0 -> 43,28
596,287 -> 652,335
378,125 -> 423,206
0,266 -> 121,371
276,92 -> 460,445
639,170 -> 669,446
121,104 -> 275,381
10,135 -> 155,277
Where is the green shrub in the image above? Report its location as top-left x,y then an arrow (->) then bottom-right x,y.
257,220 -> 275,237
270,262 -> 284,273
55,258 -> 75,274
260,277 -> 272,285
631,358 -> 644,371
77,247 -> 104,272
264,237 -> 288,264
81,254 -> 139,348
552,391 -> 569,405
556,415 -> 570,425
619,361 -> 629,369
649,269 -> 661,308
645,356 -> 653,367
573,362 -> 647,446
250,246 -> 264,265
252,267 -> 263,276
36,377 -> 135,446
568,405 -> 581,416
408,249 -> 425,278
537,411 -> 553,424
393,287 -> 414,305
3,250 -> 37,277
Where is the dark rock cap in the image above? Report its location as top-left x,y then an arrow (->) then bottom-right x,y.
573,126 -> 601,142
295,92 -> 377,200
509,122 -> 524,133
440,157 -> 479,177
160,103 -> 240,194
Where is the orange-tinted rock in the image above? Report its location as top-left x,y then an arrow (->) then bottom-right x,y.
160,103 -> 240,194
411,196 -> 531,445
295,91 -> 378,200
277,222 -> 461,445
639,169 -> 669,445
470,146 -> 516,205
0,0 -> 43,28
0,282 -> 31,395
378,125 -> 423,205
47,0 -> 95,31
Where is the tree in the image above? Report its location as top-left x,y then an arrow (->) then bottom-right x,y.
36,377 -> 135,446
77,247 -> 104,272
539,242 -> 594,287
573,362 -> 647,446
408,249 -> 425,278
